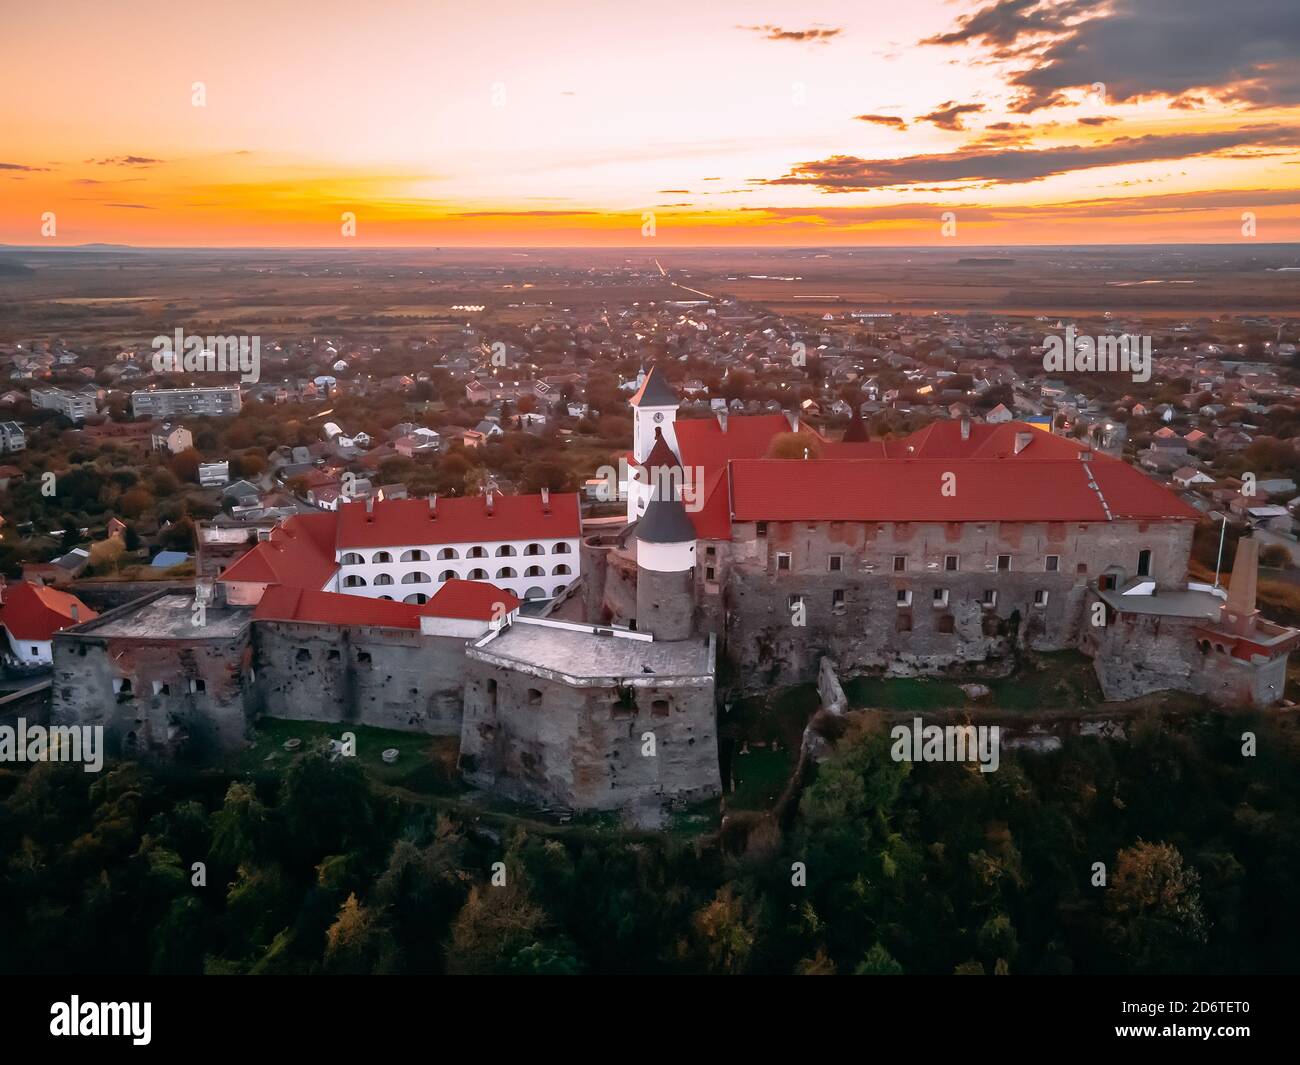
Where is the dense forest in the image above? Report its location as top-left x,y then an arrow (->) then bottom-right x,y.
1,711 -> 1297,975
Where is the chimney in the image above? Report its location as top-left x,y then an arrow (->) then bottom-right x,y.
1014,431 -> 1033,455
785,410 -> 800,433
70,604 -> 79,621
716,411 -> 728,433
541,487 -> 551,513
959,417 -> 971,441
365,495 -> 374,517
486,491 -> 494,516
428,493 -> 437,519
1225,537 -> 1260,624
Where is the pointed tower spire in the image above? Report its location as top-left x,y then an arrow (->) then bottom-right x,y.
842,398 -> 868,442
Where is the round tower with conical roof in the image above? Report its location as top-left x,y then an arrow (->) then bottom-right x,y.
627,362 -> 681,522
635,463 -> 697,642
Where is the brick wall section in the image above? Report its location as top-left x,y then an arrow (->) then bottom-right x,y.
460,655 -> 720,810
251,620 -> 467,734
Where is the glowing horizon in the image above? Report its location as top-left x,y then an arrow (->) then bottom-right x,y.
4,0 -> 1300,247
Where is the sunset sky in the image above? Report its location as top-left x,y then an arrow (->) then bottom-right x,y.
3,0 -> 1299,246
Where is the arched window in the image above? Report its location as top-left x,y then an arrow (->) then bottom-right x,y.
401,549 -> 430,562
524,586 -> 546,600
437,547 -> 459,560
496,567 -> 517,579
552,542 -> 571,554
524,565 -> 544,578
403,593 -> 429,605
496,544 -> 517,556
524,543 -> 544,556
342,574 -> 367,587
401,571 -> 431,584
439,570 -> 457,582
552,564 -> 571,576
373,573 -> 394,585
341,552 -> 364,565
527,688 -> 542,706
378,595 -> 393,601
372,551 -> 393,563
468,568 -> 489,580
467,546 -> 488,558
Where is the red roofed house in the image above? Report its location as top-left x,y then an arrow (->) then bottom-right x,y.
0,579 -> 97,666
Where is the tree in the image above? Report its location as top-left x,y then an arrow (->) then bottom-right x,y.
324,893 -> 395,975
88,537 -> 126,573
170,448 -> 201,484
1104,841 -> 1208,972
766,432 -> 822,461
117,486 -> 154,519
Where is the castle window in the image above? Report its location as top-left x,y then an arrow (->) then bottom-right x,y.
524,543 -> 544,556
706,546 -> 716,559
897,612 -> 912,632
373,573 -> 394,585
527,688 -> 543,707
552,564 -> 571,576
401,571 -> 431,584
1137,549 -> 1152,577
893,555 -> 906,572
357,651 -> 372,665
496,544 -> 517,556
832,589 -> 846,613
403,593 -> 429,604
401,549 -> 431,562
705,566 -> 716,582
982,589 -> 997,607
496,567 -> 517,579
945,554 -> 959,572
937,614 -> 955,634
1077,562 -> 1088,574
652,698 -> 670,717
341,552 -> 364,565
1034,590 -> 1049,607
828,554 -> 843,573
342,574 -> 367,588
776,553 -> 791,572
756,522 -> 768,536
437,547 -> 459,560
896,589 -> 912,607
524,566 -> 544,578
113,677 -> 132,694
933,588 -> 949,607
467,546 -> 488,559
327,649 -> 340,661
468,568 -> 489,580
153,681 -> 169,696
296,648 -> 311,663
190,679 -> 205,693
372,551 -> 393,563
553,542 -> 572,554
997,554 -> 1011,571
438,570 -> 457,582
1045,555 -> 1060,573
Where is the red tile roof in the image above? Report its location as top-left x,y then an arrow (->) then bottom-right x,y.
253,579 -> 519,628
218,512 -> 339,590
730,455 -> 1200,523
0,581 -> 97,641
335,493 -> 580,549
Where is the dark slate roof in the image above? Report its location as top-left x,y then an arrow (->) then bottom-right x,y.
636,495 -> 697,544
641,426 -> 681,471
628,363 -> 678,408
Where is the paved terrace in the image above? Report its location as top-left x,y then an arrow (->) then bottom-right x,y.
468,617 -> 714,686
1097,586 -> 1223,620
69,592 -> 251,640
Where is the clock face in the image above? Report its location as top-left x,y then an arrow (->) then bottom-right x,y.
653,412 -> 664,423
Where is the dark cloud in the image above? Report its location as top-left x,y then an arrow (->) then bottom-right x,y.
917,102 -> 986,130
924,0 -> 1300,111
657,189 -> 690,193
103,203 -> 154,209
764,125 -> 1300,190
0,162 -> 49,171
1076,116 -> 1118,126
855,113 -> 908,129
453,210 -> 601,217
740,24 -> 842,44
86,156 -> 164,166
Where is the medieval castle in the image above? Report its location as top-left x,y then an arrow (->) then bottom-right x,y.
43,365 -> 1298,810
